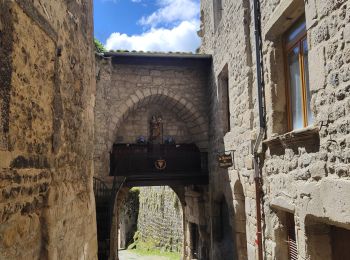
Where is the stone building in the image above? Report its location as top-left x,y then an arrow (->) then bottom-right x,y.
1,0 -> 349,260
0,0 -> 97,259
96,0 -> 350,259
199,0 -> 350,259
94,52 -> 212,259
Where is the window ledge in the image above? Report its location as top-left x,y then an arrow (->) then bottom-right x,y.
263,126 -> 320,154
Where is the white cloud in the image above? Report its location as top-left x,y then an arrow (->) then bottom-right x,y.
104,0 -> 201,52
139,0 -> 199,27
105,20 -> 200,52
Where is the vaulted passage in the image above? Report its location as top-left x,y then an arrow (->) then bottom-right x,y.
1,0 -> 349,260
93,52 -> 212,259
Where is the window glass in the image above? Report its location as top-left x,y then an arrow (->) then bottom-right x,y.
287,19 -> 306,44
285,15 -> 312,131
303,39 -> 313,125
288,46 -> 303,130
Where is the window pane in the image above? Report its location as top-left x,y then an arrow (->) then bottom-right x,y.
303,39 -> 313,126
287,18 -> 306,43
288,46 -> 303,130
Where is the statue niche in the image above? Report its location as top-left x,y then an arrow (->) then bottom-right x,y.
150,115 -> 163,144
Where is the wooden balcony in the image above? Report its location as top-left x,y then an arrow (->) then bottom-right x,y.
110,143 -> 208,186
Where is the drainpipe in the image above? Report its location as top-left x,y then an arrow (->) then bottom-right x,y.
252,0 -> 265,260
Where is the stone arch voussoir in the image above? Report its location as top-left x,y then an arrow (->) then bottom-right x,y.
108,88 -> 209,151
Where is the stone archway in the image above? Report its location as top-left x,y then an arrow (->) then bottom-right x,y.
98,89 -> 209,260
94,88 -> 209,179
95,87 -> 209,259
233,181 -> 248,260
93,54 -> 211,260
94,54 -> 210,179
109,186 -> 130,260
108,88 -> 209,151
212,193 -> 237,260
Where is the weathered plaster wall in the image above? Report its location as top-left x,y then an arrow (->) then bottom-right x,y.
137,186 -> 184,252
200,0 -> 350,259
0,0 -> 96,259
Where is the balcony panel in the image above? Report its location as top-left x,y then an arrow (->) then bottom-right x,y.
110,143 -> 208,186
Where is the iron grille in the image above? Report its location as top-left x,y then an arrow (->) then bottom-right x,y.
288,236 -> 298,260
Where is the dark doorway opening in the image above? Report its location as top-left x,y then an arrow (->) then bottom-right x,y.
331,226 -> 350,260
191,223 -> 199,259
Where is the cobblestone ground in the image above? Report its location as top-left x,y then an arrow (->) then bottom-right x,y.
118,250 -> 171,260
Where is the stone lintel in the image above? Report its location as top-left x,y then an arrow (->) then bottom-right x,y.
264,0 -> 305,40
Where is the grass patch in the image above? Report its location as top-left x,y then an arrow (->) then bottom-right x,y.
128,249 -> 181,260
126,231 -> 182,260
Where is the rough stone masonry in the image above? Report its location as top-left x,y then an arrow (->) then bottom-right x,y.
95,0 -> 350,259
119,187 -> 183,253
0,0 -> 97,259
1,0 -> 350,260
200,0 -> 350,259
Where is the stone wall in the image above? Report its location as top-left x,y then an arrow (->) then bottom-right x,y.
117,104 -> 191,144
261,1 -> 350,259
94,55 -> 210,178
137,186 -> 183,253
95,54 -> 211,260
199,0 -> 350,259
0,0 -> 96,259
119,188 -> 139,249
200,0 -> 257,258
93,1 -> 350,259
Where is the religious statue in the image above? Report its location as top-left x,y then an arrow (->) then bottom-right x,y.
150,115 -> 163,143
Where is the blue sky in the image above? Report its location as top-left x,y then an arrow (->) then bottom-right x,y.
93,0 -> 201,52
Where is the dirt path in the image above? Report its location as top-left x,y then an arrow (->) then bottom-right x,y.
118,250 -> 172,260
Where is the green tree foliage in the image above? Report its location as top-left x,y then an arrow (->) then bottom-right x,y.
94,38 -> 106,53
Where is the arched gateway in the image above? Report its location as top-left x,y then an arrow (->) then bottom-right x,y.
93,52 -> 212,259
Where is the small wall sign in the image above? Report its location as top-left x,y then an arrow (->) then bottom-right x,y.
218,153 -> 233,168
